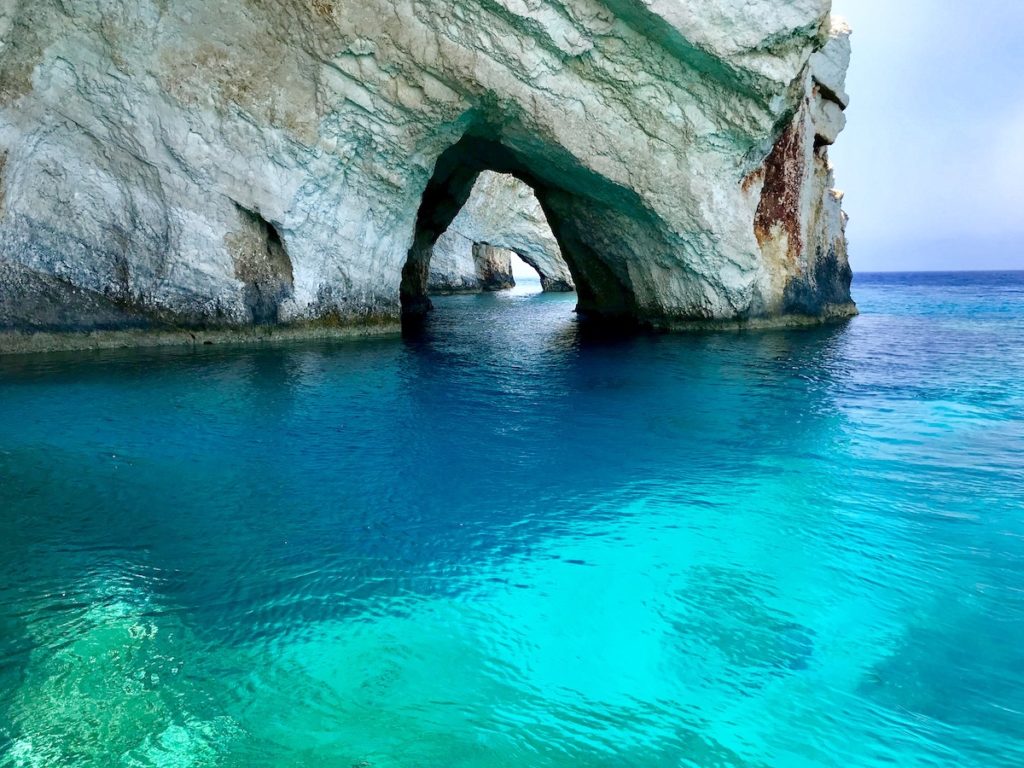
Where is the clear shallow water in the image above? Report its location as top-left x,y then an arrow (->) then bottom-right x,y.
1,271 -> 1023,767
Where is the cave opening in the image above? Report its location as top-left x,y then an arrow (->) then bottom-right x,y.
400,129 -> 645,331
233,205 -> 295,326
509,252 -> 542,293
424,169 -> 575,298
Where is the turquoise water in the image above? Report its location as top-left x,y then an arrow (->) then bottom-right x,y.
1,271 -> 1023,767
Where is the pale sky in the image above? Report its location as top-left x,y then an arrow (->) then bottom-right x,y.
830,0 -> 1024,271
510,252 -> 541,280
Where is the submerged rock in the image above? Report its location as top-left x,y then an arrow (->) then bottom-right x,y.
0,0 -> 855,349
428,172 -> 575,295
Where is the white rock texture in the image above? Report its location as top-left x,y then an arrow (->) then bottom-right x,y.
428,171 -> 574,294
429,235 -> 514,294
0,0 -> 855,346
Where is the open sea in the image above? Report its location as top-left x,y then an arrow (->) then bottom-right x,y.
0,271 -> 1022,767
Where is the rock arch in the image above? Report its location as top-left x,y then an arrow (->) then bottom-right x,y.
401,128 -> 658,323
427,172 -> 575,296
0,0 -> 856,350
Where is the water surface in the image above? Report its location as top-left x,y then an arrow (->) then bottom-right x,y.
1,272 -> 1023,766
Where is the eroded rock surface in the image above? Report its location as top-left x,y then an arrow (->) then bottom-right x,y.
475,244 -> 517,293
0,0 -> 855,349
428,172 -> 574,295
429,237 -> 516,295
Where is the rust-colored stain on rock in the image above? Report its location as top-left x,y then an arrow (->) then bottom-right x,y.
311,0 -> 334,18
741,167 -> 764,195
754,116 -> 806,261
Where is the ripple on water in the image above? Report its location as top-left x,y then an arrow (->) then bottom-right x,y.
1,272 -> 1024,766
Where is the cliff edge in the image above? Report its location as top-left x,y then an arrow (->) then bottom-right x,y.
0,0 -> 854,350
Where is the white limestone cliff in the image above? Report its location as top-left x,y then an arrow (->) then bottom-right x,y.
429,237 -> 515,294
0,0 -> 855,349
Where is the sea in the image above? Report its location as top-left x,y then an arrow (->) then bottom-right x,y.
0,271 -> 1022,767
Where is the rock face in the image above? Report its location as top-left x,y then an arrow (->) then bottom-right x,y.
0,0 -> 855,349
429,239 -> 516,295
428,171 -> 575,295
475,244 -> 518,292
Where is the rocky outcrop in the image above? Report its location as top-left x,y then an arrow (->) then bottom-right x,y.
429,237 -> 516,294
428,171 -> 574,295
427,234 -> 487,295
474,244 -> 517,292
0,0 -> 855,350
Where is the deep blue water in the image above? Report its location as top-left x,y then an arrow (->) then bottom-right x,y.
0,271 -> 1022,766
